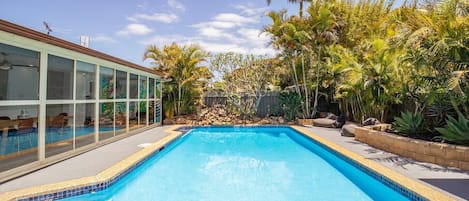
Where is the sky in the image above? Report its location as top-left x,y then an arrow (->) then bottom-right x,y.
0,0 -> 302,67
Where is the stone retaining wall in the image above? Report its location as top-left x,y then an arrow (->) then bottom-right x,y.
355,124 -> 469,171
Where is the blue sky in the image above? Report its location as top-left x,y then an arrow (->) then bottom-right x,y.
1,0 -> 405,68
0,0 -> 301,67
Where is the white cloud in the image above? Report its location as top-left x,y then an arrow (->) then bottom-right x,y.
142,34 -> 198,47
117,23 -> 153,36
127,13 -> 178,23
214,13 -> 257,24
232,4 -> 268,16
192,21 -> 237,30
168,0 -> 185,12
141,9 -> 277,56
91,34 -> 117,43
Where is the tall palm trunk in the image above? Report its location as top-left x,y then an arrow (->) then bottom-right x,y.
313,46 -> 321,117
302,53 -> 310,118
299,0 -> 304,18
177,82 -> 182,116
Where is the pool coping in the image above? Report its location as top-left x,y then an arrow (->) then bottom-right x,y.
0,125 -> 184,201
0,125 -> 456,201
290,126 -> 455,201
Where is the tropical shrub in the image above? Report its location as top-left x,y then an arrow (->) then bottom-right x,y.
436,113 -> 469,145
278,91 -> 302,122
393,111 -> 424,136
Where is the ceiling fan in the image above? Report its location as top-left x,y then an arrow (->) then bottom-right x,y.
0,51 -> 39,71
0,60 -> 38,71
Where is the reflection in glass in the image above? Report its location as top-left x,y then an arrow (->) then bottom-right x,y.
99,102 -> 114,141
149,78 -> 155,99
139,101 -> 147,127
76,61 -> 95,100
100,66 -> 114,99
116,70 -> 127,99
140,76 -> 147,99
129,101 -> 138,130
149,100 -> 155,125
0,43 -> 40,100
129,74 -> 138,99
155,79 -> 161,100
155,99 -> 161,123
45,104 -> 73,158
47,55 -> 74,100
0,105 -> 39,172
115,102 -> 126,135
75,103 -> 95,148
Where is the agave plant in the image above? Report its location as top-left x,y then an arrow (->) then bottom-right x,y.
393,111 -> 424,136
435,113 -> 469,145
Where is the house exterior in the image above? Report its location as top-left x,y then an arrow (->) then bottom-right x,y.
0,19 -> 162,182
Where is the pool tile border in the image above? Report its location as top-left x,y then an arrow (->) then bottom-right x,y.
0,125 -> 184,201
0,125 -> 456,201
291,126 -> 455,201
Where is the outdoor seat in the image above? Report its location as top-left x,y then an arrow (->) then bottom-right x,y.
312,118 -> 336,128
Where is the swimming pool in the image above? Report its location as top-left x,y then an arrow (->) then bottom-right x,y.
60,126 -> 414,201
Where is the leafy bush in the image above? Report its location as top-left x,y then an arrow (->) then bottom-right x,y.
278,92 -> 302,122
435,113 -> 469,145
392,111 -> 423,136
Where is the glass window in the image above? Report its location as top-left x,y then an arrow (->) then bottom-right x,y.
149,78 -> 155,99
140,76 -> 147,99
116,70 -> 127,99
99,66 -> 114,99
115,102 -> 126,135
75,103 -> 95,148
139,101 -> 147,127
0,43 -> 40,100
47,55 -> 74,100
45,104 -> 73,158
129,101 -> 138,130
155,99 -> 161,123
149,100 -> 155,125
0,105 -> 39,172
76,61 -> 95,100
99,102 -> 114,141
129,74 -> 138,99
155,80 -> 161,99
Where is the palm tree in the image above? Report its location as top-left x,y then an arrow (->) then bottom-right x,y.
144,43 -> 211,117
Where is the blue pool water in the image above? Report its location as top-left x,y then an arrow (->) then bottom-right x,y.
62,127 -> 410,201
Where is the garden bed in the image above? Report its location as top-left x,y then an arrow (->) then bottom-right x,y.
355,124 -> 469,171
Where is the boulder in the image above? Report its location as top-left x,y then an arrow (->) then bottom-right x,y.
341,124 -> 359,137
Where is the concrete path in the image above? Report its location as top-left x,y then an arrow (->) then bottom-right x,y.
0,125 -> 468,200
0,126 -> 172,193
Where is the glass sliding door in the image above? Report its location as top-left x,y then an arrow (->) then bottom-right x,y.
75,103 -> 95,148
129,101 -> 138,130
45,104 -> 74,158
0,105 -> 39,172
115,102 -> 126,135
99,102 -> 114,141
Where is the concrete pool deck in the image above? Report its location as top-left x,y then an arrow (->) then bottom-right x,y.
0,125 -> 468,200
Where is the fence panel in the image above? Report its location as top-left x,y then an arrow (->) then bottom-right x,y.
203,93 -> 280,118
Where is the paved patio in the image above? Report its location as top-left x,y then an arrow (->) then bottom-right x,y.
0,125 -> 468,200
